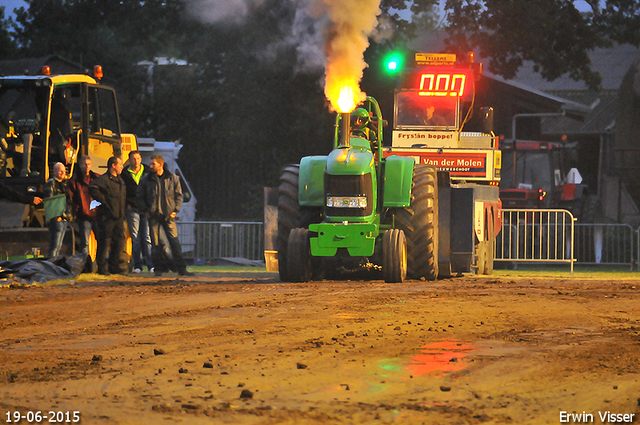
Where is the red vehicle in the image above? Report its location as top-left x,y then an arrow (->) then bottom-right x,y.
499,139 -> 599,222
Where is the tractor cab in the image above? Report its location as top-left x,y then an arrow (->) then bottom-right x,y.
395,91 -> 458,130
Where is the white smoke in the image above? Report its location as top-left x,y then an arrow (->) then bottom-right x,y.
186,0 -> 388,110
287,4 -> 329,73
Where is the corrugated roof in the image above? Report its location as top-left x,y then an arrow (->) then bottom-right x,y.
541,89 -> 618,135
485,74 -> 591,117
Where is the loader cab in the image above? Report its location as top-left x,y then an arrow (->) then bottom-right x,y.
0,74 -> 123,193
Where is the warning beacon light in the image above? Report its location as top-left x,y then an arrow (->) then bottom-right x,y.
94,65 -> 103,80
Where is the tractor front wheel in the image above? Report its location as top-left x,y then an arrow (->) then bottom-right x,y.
382,229 -> 407,283
396,164 -> 439,280
287,228 -> 312,282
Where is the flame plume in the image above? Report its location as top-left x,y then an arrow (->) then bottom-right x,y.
316,0 -> 381,113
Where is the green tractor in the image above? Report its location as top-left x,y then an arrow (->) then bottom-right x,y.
275,96 -> 438,283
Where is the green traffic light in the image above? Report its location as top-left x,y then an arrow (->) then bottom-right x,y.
388,61 -> 398,71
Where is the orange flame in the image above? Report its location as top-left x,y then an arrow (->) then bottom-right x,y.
337,85 -> 356,113
319,0 -> 381,113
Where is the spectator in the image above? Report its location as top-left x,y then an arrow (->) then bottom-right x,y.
121,150 -> 153,273
43,162 -> 69,257
67,155 -> 99,257
137,154 -> 194,277
89,156 -> 127,276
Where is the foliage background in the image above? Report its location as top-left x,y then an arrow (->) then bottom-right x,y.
1,0 -> 638,219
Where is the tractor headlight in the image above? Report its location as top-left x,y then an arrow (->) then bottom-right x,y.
326,196 -> 367,209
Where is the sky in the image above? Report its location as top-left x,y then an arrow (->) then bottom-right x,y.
2,0 -> 26,15
1,0 -> 596,23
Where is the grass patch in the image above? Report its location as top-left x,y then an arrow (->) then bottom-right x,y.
492,264 -> 640,280
187,265 -> 274,274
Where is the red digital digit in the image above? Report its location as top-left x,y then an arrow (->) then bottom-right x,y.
417,71 -> 468,96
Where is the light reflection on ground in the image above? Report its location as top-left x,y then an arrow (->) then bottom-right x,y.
369,340 -> 473,394
407,340 -> 473,377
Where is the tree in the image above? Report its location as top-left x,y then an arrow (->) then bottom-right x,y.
0,6 -> 18,59
175,0 -> 336,219
442,0 -> 640,90
10,0 -> 190,82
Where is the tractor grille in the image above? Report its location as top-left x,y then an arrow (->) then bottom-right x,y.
324,173 -> 374,217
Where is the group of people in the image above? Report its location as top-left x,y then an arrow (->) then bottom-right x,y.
41,152 -> 193,277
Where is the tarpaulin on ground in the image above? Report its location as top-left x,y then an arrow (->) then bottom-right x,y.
0,253 -> 89,284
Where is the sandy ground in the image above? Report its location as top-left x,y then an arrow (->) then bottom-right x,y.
1,268 -> 640,425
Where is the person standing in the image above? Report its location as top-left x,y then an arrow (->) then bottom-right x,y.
43,162 -> 69,257
137,154 -> 194,277
121,150 -> 153,273
67,156 -> 99,256
89,156 -> 127,275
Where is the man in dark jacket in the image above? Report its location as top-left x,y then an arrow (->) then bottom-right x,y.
89,156 -> 127,275
137,154 -> 193,277
121,150 -> 153,273
67,155 -> 99,256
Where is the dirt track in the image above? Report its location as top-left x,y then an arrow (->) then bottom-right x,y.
1,269 -> 640,424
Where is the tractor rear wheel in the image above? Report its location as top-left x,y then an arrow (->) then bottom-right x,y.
396,164 -> 439,280
382,229 -> 407,283
277,165 -> 302,282
287,228 -> 312,282
276,164 -> 322,281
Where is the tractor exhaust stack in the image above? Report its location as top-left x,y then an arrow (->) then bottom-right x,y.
340,113 -> 350,148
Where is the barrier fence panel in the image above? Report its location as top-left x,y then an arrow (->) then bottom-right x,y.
495,209 -> 576,273
176,221 -> 264,261
174,220 -> 640,270
574,223 -> 635,270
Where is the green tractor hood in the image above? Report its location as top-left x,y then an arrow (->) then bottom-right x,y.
327,138 -> 375,175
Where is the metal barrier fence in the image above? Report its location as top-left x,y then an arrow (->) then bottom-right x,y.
574,223 -> 635,270
176,221 -> 264,262
495,209 -> 576,273
174,219 -> 640,271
